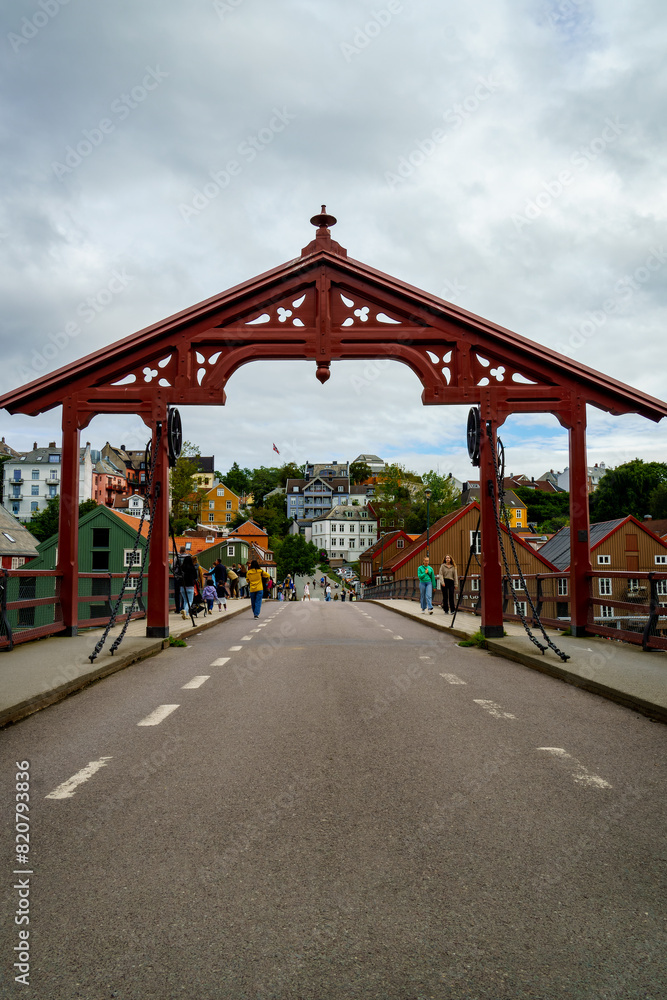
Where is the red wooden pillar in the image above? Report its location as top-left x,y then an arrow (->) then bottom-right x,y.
146,410 -> 170,638
479,415 -> 504,638
568,398 -> 591,636
58,401 -> 80,636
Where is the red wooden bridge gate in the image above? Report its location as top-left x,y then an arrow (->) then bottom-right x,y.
1,209 -> 666,639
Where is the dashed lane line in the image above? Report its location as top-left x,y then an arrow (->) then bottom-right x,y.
211,657 -> 230,666
393,636 -> 404,640
182,676 -> 210,689
45,756 -> 113,800
137,704 -> 180,727
228,646 -> 242,651
240,635 -> 252,641
440,673 -> 467,685
538,747 -> 612,789
473,699 -> 516,720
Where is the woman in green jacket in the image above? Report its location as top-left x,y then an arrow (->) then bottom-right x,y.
417,555 -> 436,614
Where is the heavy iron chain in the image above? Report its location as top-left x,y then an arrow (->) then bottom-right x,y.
489,427 -> 570,662
89,421 -> 163,663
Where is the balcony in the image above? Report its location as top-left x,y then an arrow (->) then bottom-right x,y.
45,474 -> 60,484
11,475 -> 24,484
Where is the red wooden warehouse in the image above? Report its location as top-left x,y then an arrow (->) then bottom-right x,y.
1,208 -> 666,638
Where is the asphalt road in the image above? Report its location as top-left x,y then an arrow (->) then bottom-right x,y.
1,599 -> 666,999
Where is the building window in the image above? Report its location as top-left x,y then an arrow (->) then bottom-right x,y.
597,554 -> 611,565
228,546 -> 234,556
359,525 -> 365,533
514,601 -> 527,616
217,489 -> 224,496
93,528 -> 110,548
627,579 -> 640,593
655,555 -> 667,564
31,470 -> 39,480
349,540 -> 355,548
50,470 -> 58,480
516,509 -> 522,518
124,550 -> 142,567
30,502 -> 38,512
209,513 -> 215,522
49,486 -> 57,498
48,454 -> 58,463
226,513 -> 231,522
656,580 -> 667,596
226,501 -> 232,510
513,577 -> 523,591
209,501 -> 215,510
600,605 -> 614,618
470,530 -> 481,554
31,485 -> 39,496
397,539 -> 404,549
598,578 -> 612,596
470,578 -> 480,591
11,503 -> 19,515
558,578 -> 568,596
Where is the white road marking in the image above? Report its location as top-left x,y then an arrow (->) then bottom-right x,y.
211,657 -> 230,666
45,756 -> 113,800
182,675 -> 210,689
137,704 -> 180,726
473,699 -> 516,719
538,747 -> 612,788
420,656 -> 431,660
393,636 -> 403,640
240,635 -> 252,641
228,646 -> 242,651
440,673 -> 467,685
250,628 -> 261,633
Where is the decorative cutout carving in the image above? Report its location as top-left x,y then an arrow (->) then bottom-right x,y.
333,290 -> 407,328
108,352 -> 177,389
472,352 -> 539,388
241,290 -> 315,328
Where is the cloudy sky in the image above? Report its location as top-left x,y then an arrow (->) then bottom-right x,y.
2,0 -> 666,482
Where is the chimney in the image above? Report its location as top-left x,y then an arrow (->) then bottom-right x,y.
49,441 -> 56,448
644,514 -> 653,520
121,444 -> 126,451
33,442 -> 37,450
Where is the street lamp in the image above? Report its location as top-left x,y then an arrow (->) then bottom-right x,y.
425,488 -> 432,556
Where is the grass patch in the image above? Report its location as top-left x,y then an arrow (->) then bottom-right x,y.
458,630 -> 488,649
168,635 -> 188,647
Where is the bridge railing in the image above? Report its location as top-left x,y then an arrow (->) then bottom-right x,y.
362,570 -> 667,651
0,568 -> 146,651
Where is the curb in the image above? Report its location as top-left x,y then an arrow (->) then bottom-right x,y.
0,603 -> 251,729
366,600 -> 667,725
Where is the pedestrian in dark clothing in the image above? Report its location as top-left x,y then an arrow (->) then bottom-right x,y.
179,555 -> 198,620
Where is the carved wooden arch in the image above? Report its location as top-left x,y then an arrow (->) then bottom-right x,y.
2,209 -> 667,641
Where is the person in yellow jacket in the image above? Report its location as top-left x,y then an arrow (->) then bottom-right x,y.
246,559 -> 270,619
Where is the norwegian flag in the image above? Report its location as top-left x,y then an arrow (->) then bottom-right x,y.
272,443 -> 280,454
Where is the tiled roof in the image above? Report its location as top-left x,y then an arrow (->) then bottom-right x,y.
107,509 -> 150,538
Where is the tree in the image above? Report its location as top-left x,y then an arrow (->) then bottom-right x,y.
277,462 -> 304,486
590,459 -> 667,522
248,465 -> 281,503
349,461 -> 372,485
222,462 -> 251,497
649,483 -> 667,519
275,534 -> 319,579
170,442 -> 208,521
28,497 -> 102,543
513,487 -> 570,533
248,493 -> 292,539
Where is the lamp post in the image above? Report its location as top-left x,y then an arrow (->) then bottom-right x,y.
425,488 -> 432,557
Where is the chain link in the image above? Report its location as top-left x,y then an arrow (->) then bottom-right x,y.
89,421 -> 163,663
490,430 -> 570,662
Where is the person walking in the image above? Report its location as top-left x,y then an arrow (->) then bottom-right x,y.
202,579 -> 218,615
418,555 -> 436,614
341,588 -> 346,602
325,583 -> 332,602
238,563 -> 248,598
438,554 -> 458,614
227,565 -> 239,598
179,554 -> 198,620
302,582 -> 311,601
246,559 -> 270,619
212,558 -> 228,611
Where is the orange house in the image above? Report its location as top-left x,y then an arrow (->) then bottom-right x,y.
200,482 -> 242,527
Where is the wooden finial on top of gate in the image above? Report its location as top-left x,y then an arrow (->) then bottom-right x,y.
301,205 -> 347,258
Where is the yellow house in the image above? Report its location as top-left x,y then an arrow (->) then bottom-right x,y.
200,482 -> 241,527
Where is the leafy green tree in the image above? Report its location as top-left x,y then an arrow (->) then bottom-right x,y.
28,497 -> 102,543
649,483 -> 667,519
277,462 -> 305,486
248,493 -> 292,539
513,487 -> 571,532
249,466 -> 281,503
275,534 -> 319,579
170,442 -> 207,521
590,459 -> 667,522
349,461 -> 372,485
222,461 -> 251,497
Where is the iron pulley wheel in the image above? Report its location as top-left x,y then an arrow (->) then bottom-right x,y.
467,407 -> 481,467
167,408 -> 183,468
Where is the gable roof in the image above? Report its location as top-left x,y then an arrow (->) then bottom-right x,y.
538,515 -> 667,570
384,501 -> 558,573
3,220 -> 667,427
230,519 -> 268,539
0,504 -> 40,558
